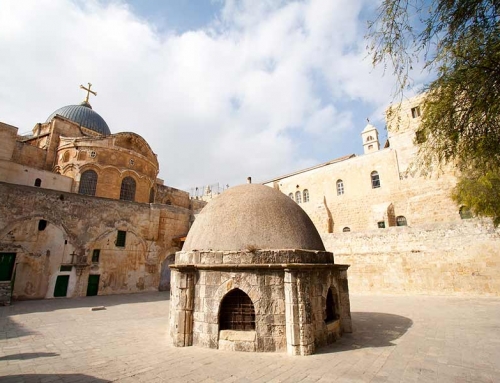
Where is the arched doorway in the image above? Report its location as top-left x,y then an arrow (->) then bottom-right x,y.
219,288 -> 255,331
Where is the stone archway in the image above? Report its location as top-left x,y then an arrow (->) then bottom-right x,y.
159,253 -> 175,291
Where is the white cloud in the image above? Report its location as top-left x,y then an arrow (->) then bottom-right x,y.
0,0 -> 399,190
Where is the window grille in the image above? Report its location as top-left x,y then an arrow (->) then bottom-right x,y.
219,289 -> 255,331
295,191 -> 302,203
325,288 -> 339,323
336,180 -> 344,195
34,178 -> 42,187
120,177 -> 136,201
116,231 -> 127,247
396,216 -> 407,226
92,249 -> 100,263
303,189 -> 309,202
79,170 -> 98,196
288,193 -> 294,200
371,171 -> 380,188
342,227 -> 350,232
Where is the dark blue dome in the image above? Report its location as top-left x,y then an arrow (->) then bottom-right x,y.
46,103 -> 111,135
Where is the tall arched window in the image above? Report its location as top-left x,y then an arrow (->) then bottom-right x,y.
336,179 -> 344,195
78,170 -> 98,196
366,135 -> 373,142
288,193 -> 294,200
325,287 -> 339,323
396,216 -> 407,226
371,171 -> 380,188
295,191 -> 302,203
219,289 -> 255,331
120,177 -> 136,201
303,189 -> 309,202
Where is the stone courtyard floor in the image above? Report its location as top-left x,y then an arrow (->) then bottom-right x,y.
0,292 -> 499,383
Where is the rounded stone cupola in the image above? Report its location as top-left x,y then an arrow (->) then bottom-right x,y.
46,102 -> 111,135
183,183 -> 325,252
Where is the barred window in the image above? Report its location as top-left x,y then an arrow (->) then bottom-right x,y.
79,170 -> 97,196
219,289 -> 255,331
371,171 -> 380,188
396,216 -> 407,226
295,191 -> 302,203
303,189 -> 309,202
336,179 -> 344,195
120,177 -> 136,201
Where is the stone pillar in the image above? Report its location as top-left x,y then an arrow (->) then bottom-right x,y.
169,269 -> 195,346
284,270 -> 315,356
338,268 -> 352,333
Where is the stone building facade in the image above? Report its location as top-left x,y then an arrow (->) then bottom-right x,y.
170,184 -> 352,356
0,90 -> 205,304
263,95 -> 500,296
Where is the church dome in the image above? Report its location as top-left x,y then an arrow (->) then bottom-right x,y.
46,102 -> 111,135
183,184 -> 325,252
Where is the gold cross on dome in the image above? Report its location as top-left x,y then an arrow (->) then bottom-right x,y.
80,82 -> 97,103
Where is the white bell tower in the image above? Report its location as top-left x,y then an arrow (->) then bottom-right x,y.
361,122 -> 380,154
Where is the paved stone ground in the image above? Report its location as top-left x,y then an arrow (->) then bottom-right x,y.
0,292 -> 499,383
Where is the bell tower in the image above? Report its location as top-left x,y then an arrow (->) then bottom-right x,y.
361,122 -> 380,154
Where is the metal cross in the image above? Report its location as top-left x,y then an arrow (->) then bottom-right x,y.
80,82 -> 97,103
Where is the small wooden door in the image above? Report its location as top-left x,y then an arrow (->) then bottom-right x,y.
0,253 -> 16,281
54,275 -> 69,297
87,275 -> 100,296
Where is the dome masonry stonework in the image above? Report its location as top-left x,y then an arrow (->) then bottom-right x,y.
46,103 -> 111,136
184,183 -> 325,252
170,183 -> 352,356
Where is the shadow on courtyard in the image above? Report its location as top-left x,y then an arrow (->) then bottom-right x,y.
317,311 -> 413,354
0,374 -> 109,382
0,352 -> 59,361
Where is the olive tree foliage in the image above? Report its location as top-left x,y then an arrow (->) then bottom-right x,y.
368,0 -> 500,223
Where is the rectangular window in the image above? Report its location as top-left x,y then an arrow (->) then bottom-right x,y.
60,265 -> 72,272
116,231 -> 127,247
0,253 -> 16,281
411,106 -> 421,118
377,221 -> 386,228
92,249 -> 100,263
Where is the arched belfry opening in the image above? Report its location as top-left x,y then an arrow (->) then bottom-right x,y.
219,289 -> 255,331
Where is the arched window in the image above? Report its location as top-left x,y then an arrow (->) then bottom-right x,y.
78,170 -> 97,196
371,171 -> 380,188
342,227 -> 350,232
459,206 -> 473,219
62,151 -> 70,162
288,193 -> 294,200
303,189 -> 309,202
295,191 -> 302,203
219,289 -> 255,331
336,179 -> 344,195
396,216 -> 407,226
34,178 -> 42,187
325,288 -> 339,323
120,177 -> 136,201
366,135 -> 373,142
149,188 -> 155,203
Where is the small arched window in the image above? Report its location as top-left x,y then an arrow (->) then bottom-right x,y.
219,289 -> 255,331
79,170 -> 98,196
288,193 -> 294,200
149,188 -> 155,203
120,177 -> 136,201
34,178 -> 42,187
396,216 -> 407,226
303,189 -> 309,202
295,191 -> 302,203
342,227 -> 350,232
371,171 -> 380,188
336,179 -> 344,195
62,151 -> 70,162
366,135 -> 374,142
325,288 -> 339,323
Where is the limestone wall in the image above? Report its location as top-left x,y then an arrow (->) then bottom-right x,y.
323,220 -> 500,296
0,123 -> 18,160
0,160 -> 73,191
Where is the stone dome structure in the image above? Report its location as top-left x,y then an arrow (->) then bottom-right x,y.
46,102 -> 111,135
183,183 -> 325,252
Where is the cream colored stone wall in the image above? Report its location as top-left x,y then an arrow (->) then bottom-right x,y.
0,123 -> 17,160
0,160 -> 73,191
323,220 -> 500,296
